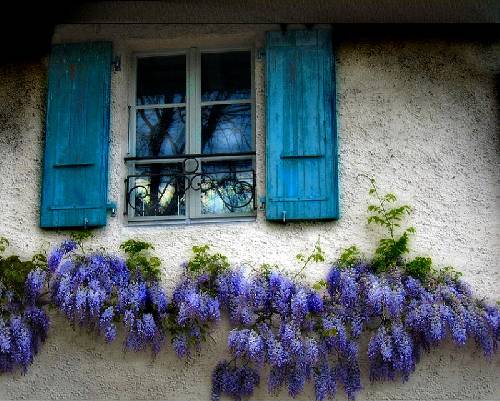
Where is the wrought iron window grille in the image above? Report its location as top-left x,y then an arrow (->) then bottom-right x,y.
124,153 -> 256,217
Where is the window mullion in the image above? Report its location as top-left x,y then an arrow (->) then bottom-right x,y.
187,48 -> 202,220
128,55 -> 138,217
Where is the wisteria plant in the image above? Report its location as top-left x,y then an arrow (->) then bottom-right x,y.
48,234 -> 168,354
0,237 -> 49,372
0,179 -> 498,401
209,179 -> 499,401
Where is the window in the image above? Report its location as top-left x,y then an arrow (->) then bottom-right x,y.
125,48 -> 256,223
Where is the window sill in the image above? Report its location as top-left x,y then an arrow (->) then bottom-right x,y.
125,215 -> 257,227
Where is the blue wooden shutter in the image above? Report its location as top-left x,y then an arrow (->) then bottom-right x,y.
40,42 -> 112,228
265,30 -> 339,221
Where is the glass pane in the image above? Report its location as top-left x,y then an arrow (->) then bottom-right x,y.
201,160 -> 254,215
136,107 -> 186,157
136,56 -> 186,105
201,52 -> 251,101
131,164 -> 185,217
201,104 -> 252,154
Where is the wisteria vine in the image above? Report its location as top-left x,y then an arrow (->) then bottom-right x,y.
0,181 -> 499,401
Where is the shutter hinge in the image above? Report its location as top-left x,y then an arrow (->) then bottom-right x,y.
107,201 -> 117,217
112,55 -> 121,72
256,48 -> 265,60
259,196 -> 266,210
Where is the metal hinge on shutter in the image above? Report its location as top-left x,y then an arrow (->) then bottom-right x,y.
106,201 -> 117,217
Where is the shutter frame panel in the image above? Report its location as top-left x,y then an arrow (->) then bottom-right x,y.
40,42 -> 112,228
265,30 -> 339,221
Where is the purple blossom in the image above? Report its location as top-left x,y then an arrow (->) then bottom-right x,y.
173,336 -> 188,358
307,292 -> 324,314
9,316 -> 32,370
47,249 -> 64,273
47,240 -> 76,272
0,318 -> 11,353
99,306 -> 116,343
314,363 -> 336,401
24,269 -> 46,305
211,361 -> 260,401
339,271 -> 358,308
326,267 -> 341,296
148,283 -> 169,315
291,289 -> 309,321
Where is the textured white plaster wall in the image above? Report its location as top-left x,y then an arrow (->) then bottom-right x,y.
0,23 -> 498,400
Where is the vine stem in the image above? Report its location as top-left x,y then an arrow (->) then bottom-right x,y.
357,174 -> 395,241
369,179 -> 395,240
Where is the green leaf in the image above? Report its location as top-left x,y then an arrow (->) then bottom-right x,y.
120,239 -> 154,255
0,237 -> 9,253
70,230 -> 93,243
405,256 -> 432,281
120,239 -> 161,282
338,245 -> 361,269
312,279 -> 327,290
186,244 -> 229,278
384,193 -> 397,202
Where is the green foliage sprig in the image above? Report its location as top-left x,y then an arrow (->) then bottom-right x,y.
0,237 -> 47,300
339,177 -> 465,284
120,239 -> 161,281
338,245 -> 362,269
293,239 -> 325,279
186,244 -> 230,278
366,178 -> 415,273
405,256 -> 432,281
70,230 -> 94,254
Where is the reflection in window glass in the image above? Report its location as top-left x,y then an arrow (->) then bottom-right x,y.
136,56 -> 186,105
132,164 -> 185,217
130,49 -> 255,222
201,52 -> 251,101
201,104 -> 251,154
136,108 -> 186,157
201,160 -> 253,215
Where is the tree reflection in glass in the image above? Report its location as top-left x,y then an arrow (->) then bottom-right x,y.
132,164 -> 185,217
201,160 -> 253,214
136,108 -> 186,157
201,104 -> 251,154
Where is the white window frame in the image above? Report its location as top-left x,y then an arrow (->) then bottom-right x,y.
126,46 -> 256,224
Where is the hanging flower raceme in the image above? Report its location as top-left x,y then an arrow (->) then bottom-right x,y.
1,236 -> 499,401
0,268 -> 49,373
48,240 -> 169,355
211,261 -> 499,401
214,270 -> 331,401
168,274 -> 221,358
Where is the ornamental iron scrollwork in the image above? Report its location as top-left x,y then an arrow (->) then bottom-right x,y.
124,155 -> 256,217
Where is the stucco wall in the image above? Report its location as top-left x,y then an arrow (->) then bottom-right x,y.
0,23 -> 499,400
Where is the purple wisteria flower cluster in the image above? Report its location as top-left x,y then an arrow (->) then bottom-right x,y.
0,268 -> 49,373
211,263 -> 500,401
326,264 -> 499,384
48,240 -> 168,354
213,269 -> 337,401
1,236 -> 499,401
168,274 -> 221,358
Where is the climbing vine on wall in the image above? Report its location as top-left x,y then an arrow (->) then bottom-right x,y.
0,181 -> 498,401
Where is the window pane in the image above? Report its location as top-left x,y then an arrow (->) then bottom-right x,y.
201,52 -> 251,101
136,107 -> 186,157
136,56 -> 186,105
201,104 -> 251,154
131,164 -> 185,217
201,160 -> 254,215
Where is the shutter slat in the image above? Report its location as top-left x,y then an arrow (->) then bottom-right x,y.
40,42 -> 112,228
265,30 -> 339,221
